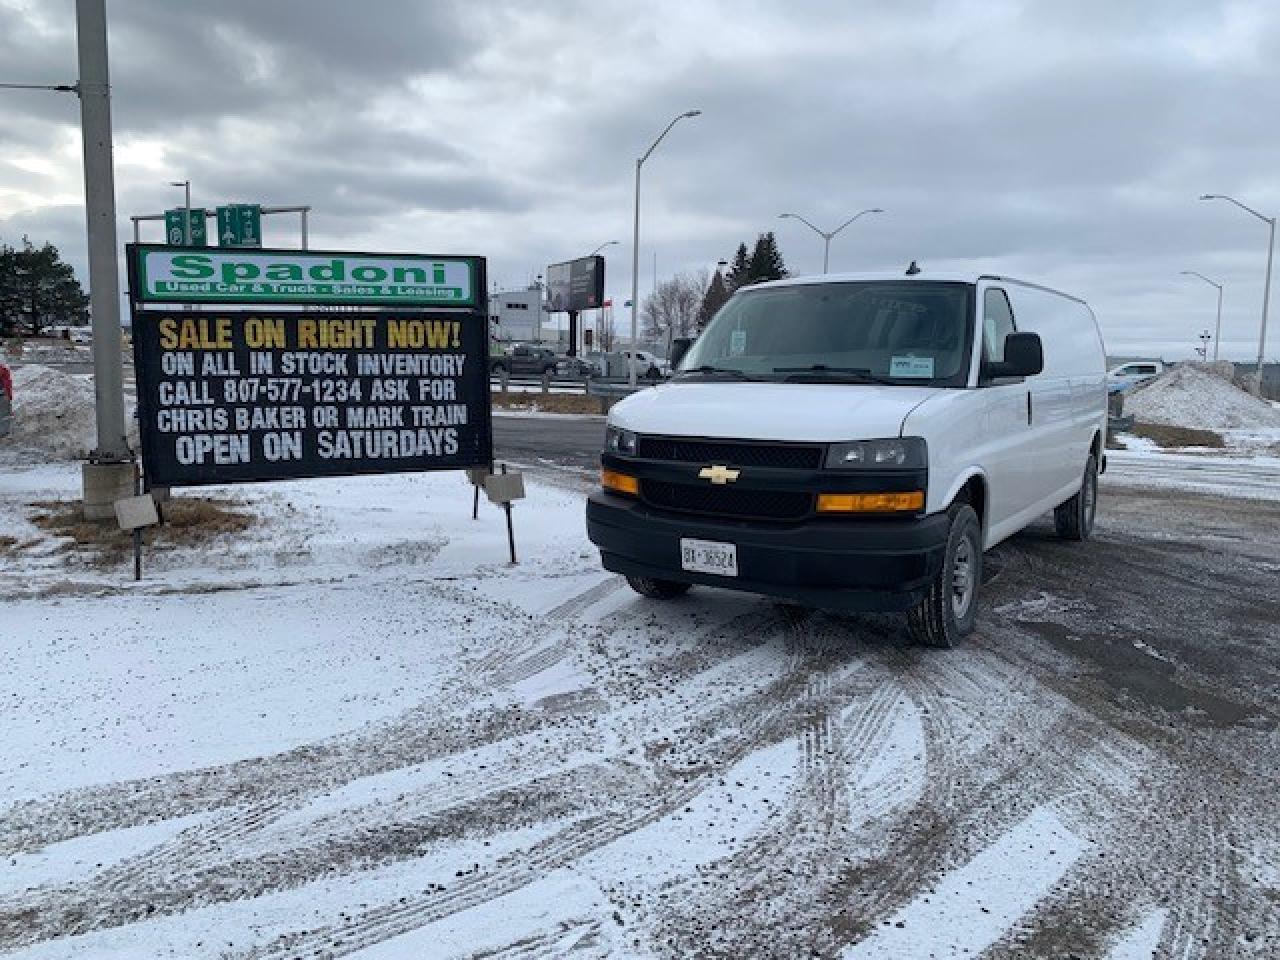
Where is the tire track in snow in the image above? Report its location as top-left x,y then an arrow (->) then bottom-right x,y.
231,633 -> 875,959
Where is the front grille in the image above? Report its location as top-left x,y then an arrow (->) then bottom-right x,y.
642,479 -> 812,521
636,436 -> 822,469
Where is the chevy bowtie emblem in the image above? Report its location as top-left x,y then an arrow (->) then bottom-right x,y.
698,465 -> 741,484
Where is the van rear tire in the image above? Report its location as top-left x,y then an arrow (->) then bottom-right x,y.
626,576 -> 692,599
907,503 -> 982,649
1054,454 -> 1098,541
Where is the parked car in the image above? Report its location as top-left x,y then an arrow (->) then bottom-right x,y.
1107,360 -> 1163,391
587,269 -> 1108,648
556,356 -> 596,377
0,361 -> 13,437
490,344 -> 558,375
621,350 -> 666,379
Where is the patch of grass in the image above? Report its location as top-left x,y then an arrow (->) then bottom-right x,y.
1131,422 -> 1225,449
490,392 -> 604,415
0,534 -> 18,554
27,496 -> 255,568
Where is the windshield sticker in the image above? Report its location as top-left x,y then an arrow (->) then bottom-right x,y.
729,329 -> 747,357
890,355 -> 935,378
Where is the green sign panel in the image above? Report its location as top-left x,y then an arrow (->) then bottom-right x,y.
132,246 -> 477,307
164,208 -> 208,247
216,203 -> 262,248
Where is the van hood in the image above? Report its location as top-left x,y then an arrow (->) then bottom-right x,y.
610,381 -> 941,442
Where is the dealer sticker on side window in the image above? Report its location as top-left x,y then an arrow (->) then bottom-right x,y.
890,355 -> 935,378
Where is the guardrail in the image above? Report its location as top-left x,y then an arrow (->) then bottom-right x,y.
489,372 -> 664,395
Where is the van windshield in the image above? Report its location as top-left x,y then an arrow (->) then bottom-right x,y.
678,281 -> 975,387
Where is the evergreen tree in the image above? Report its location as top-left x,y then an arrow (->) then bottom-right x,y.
696,269 -> 730,330
724,242 -> 751,291
0,237 -> 88,335
747,231 -> 788,283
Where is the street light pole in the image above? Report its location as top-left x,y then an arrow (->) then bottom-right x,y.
778,208 -> 884,273
1200,194 -> 1275,383
630,109 -> 700,387
589,240 -> 619,257
1180,270 -> 1224,362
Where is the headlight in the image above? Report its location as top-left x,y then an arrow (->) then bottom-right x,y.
825,437 -> 926,469
605,425 -> 638,456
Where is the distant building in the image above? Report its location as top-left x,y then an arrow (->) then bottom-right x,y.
489,288 -> 544,343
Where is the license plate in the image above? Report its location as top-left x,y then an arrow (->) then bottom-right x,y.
680,538 -> 738,577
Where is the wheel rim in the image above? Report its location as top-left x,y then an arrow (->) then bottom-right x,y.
950,534 -> 976,620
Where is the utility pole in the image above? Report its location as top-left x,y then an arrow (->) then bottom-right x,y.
76,0 -> 133,517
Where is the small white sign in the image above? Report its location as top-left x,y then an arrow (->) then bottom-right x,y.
729,329 -> 747,357
680,538 -> 738,577
890,355 -> 935,378
115,494 -> 160,531
484,471 -> 526,504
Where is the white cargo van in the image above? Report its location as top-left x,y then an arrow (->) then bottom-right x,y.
586,270 -> 1108,647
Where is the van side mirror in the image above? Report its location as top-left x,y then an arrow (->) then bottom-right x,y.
984,331 -> 1043,380
669,337 -> 694,369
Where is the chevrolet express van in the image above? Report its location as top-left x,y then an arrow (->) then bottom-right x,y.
586,271 -> 1107,647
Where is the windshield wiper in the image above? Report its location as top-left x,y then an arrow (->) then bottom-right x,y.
772,364 -> 898,385
676,365 -> 763,381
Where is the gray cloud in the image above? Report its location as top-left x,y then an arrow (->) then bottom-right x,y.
1,0 -> 1277,360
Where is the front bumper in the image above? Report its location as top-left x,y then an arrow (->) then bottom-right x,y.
587,491 -> 950,612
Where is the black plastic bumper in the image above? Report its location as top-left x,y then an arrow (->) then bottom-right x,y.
586,492 -> 950,612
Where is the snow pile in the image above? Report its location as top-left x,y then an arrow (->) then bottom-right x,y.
1126,363 -> 1280,430
4,363 -> 99,459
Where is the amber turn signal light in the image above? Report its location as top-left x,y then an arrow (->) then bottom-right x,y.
816,491 -> 925,514
601,468 -> 640,496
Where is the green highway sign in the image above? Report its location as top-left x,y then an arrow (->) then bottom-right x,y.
216,203 -> 262,248
164,208 -> 208,247
131,246 -> 478,307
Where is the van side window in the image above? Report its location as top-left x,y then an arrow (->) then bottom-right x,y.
982,288 -> 1017,362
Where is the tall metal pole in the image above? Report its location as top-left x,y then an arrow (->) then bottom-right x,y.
1260,217 -> 1274,371
1214,284 -> 1223,362
778,208 -> 883,275
183,181 -> 191,245
629,158 -> 641,387
629,110 -> 700,388
75,0 -> 128,464
1200,194 -> 1275,388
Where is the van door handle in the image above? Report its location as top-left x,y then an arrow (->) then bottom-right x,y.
1026,391 -> 1033,425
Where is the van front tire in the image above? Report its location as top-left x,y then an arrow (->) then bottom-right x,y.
907,503 -> 982,649
1054,454 -> 1098,541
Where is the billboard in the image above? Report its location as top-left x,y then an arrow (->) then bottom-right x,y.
131,310 -> 492,487
546,255 -> 605,313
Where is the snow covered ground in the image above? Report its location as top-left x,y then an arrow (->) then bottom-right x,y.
1,465 -> 1277,958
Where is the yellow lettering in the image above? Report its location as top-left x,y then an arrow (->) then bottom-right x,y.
159,317 -> 178,349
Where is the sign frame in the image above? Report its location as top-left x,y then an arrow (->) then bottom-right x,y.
128,243 -> 481,308
126,243 -> 492,489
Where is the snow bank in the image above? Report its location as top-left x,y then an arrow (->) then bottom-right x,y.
1126,363 -> 1280,431
4,363 -> 100,460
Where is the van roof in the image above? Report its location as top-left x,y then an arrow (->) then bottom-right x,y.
744,271 -> 1087,305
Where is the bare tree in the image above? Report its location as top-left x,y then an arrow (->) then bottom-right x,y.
641,269 -> 708,348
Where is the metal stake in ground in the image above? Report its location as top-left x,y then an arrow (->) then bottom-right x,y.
483,463 -> 526,564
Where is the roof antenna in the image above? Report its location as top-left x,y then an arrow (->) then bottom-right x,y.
905,260 -> 922,276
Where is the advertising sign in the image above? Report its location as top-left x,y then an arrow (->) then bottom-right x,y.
164,208 -> 208,247
131,309 -> 492,487
131,245 -> 477,307
216,204 -> 262,248
546,255 -> 605,312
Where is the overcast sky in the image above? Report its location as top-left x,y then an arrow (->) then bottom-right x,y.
1,0 -> 1278,360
